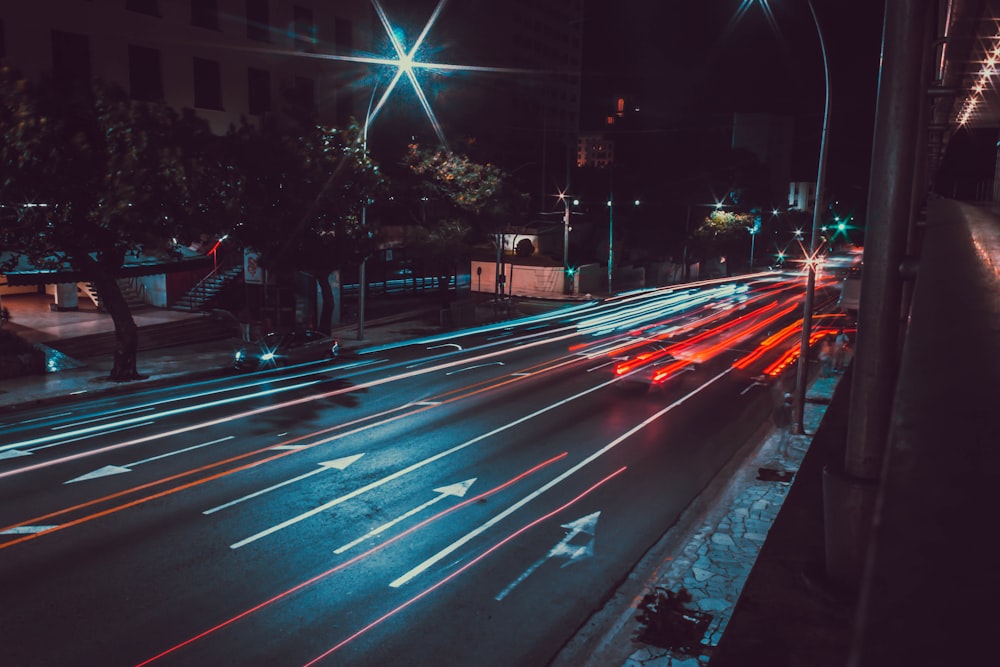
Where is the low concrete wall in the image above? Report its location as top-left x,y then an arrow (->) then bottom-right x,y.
471,260 -> 604,298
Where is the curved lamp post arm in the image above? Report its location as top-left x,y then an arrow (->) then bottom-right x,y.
793,0 -> 831,433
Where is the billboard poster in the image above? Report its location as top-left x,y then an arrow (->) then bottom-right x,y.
244,249 -> 264,285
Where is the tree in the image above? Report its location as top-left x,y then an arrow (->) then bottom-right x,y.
402,143 -> 529,307
227,118 -> 384,333
0,67 -> 237,381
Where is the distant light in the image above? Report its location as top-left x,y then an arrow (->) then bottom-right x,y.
634,199 -> 640,206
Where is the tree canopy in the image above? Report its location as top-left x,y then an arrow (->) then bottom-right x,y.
399,143 -> 529,306
227,117 -> 385,332
0,67 -> 238,380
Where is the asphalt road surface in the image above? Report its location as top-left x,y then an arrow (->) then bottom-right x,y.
0,272 -> 841,667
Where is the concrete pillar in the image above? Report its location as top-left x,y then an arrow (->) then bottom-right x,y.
824,0 -> 932,590
51,282 -> 79,311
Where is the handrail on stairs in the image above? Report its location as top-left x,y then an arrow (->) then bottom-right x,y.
185,248 -> 241,310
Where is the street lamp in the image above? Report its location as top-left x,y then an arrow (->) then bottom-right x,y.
607,196 -> 613,295
356,87 -> 378,341
793,0 -> 831,434
607,196 -> 639,295
558,192 -> 578,295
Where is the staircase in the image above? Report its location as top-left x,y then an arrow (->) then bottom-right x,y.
78,279 -> 148,311
47,313 -> 238,360
173,264 -> 243,312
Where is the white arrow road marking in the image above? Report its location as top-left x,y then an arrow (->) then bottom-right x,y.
334,479 -> 476,554
390,366 -> 734,589
445,362 -> 505,376
205,454 -> 364,516
495,511 -> 600,601
1,525 -> 58,535
64,437 -> 236,484
231,369 -> 626,551
427,343 -> 462,351
0,449 -> 32,460
0,329 -> 580,478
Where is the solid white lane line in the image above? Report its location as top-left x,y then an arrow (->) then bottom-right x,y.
389,366 -> 735,588
50,407 -> 156,430
205,454 -> 364,515
0,329 -> 581,478
230,372 -> 624,550
333,479 -> 476,555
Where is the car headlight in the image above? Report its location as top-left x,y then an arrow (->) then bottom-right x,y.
234,350 -> 245,362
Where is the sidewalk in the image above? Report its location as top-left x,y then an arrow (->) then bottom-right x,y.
553,373 -> 843,667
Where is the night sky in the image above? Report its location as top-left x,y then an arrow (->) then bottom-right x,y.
581,0 -> 886,202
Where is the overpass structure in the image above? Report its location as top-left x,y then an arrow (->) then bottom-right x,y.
714,2 -> 1000,665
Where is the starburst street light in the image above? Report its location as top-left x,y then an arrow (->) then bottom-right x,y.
300,0 -> 539,150
367,0 -> 449,148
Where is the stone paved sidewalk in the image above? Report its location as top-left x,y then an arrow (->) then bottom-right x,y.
622,376 -> 838,667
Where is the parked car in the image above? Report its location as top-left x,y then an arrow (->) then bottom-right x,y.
233,329 -> 339,371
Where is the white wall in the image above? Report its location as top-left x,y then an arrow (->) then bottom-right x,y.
471,261 -> 603,299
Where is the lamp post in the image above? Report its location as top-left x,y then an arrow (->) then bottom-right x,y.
607,196 -> 638,295
793,0 -> 831,434
558,193 -> 576,295
356,86 -> 378,341
748,213 -> 762,270
607,195 -> 614,295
